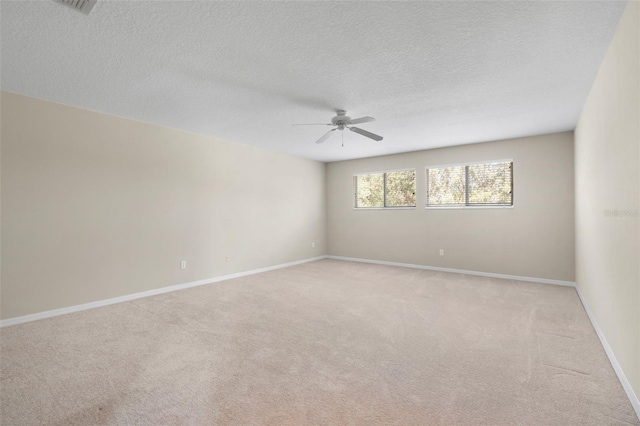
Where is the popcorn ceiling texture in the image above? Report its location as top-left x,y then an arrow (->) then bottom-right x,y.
0,1 -> 626,162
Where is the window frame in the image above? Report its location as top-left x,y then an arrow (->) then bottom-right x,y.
425,159 -> 514,209
353,168 -> 417,209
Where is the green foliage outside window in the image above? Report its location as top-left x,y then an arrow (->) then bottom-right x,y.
355,173 -> 384,207
427,162 -> 512,207
467,163 -> 512,205
427,166 -> 465,206
355,170 -> 416,208
386,170 -> 416,207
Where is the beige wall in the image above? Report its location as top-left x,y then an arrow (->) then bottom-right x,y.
0,91 -> 327,320
575,1 -> 639,399
327,132 -> 575,282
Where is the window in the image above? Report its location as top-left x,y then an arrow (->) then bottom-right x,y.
355,169 -> 416,208
426,161 -> 512,207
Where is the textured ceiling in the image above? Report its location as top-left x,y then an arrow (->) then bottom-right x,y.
1,1 -> 626,162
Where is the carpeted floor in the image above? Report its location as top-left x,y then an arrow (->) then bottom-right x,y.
1,259 -> 637,425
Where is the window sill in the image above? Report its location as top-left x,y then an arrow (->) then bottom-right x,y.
353,207 -> 416,210
425,205 -> 514,210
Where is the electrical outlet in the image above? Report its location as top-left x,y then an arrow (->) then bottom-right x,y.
311,242 -> 316,248
225,255 -> 230,263
180,260 -> 187,269
439,249 -> 444,256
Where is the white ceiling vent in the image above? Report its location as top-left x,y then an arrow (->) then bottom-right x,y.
51,0 -> 97,15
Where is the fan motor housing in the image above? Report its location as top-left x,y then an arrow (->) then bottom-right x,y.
331,111 -> 350,126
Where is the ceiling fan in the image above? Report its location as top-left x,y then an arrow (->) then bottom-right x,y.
294,110 -> 383,145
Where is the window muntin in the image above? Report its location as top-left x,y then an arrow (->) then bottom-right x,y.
355,169 -> 416,208
426,161 -> 513,207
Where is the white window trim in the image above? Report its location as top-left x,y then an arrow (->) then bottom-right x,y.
353,167 -> 416,177
354,207 -> 417,211
424,159 -> 514,169
425,160 -> 514,208
425,205 -> 514,210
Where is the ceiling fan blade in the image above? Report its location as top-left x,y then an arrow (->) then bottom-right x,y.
293,123 -> 332,126
349,126 -> 383,141
315,129 -> 337,144
348,116 -> 375,125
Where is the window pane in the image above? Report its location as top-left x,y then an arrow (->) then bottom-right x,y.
355,173 -> 384,207
386,170 -> 416,207
468,162 -> 512,205
427,166 -> 465,206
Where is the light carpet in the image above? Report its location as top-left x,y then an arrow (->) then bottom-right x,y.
1,259 -> 638,425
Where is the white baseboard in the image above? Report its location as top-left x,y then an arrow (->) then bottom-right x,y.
0,255 -> 328,328
326,255 -> 576,287
574,285 -> 640,419
327,255 -> 638,419
0,255 -> 572,328
328,255 -> 638,418
3,254 -> 637,418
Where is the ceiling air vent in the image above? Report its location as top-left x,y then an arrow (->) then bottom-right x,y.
51,0 -> 97,15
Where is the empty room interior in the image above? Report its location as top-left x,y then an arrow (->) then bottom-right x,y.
0,0 -> 638,424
